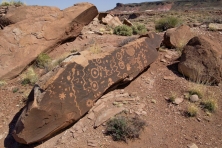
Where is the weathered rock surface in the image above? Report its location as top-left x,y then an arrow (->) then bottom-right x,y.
12,33 -> 161,144
123,18 -> 133,26
4,5 -> 61,24
0,3 -> 98,80
178,35 -> 222,84
99,13 -> 122,27
163,25 -> 194,49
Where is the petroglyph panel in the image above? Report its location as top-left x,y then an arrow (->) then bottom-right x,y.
13,33 -> 162,144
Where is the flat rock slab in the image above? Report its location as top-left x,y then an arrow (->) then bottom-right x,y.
12,32 -> 161,144
94,107 -> 125,128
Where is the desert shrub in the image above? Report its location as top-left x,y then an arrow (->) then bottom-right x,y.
132,23 -> 147,35
0,0 -> 25,6
187,105 -> 198,117
168,91 -> 177,103
35,53 -> 51,69
12,87 -> 19,93
0,80 -> 7,87
21,67 -> 38,86
105,116 -> 146,142
201,99 -> 217,112
114,25 -> 133,36
155,16 -> 181,32
90,42 -> 101,54
188,89 -> 203,99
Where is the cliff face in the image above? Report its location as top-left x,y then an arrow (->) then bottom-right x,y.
108,0 -> 222,13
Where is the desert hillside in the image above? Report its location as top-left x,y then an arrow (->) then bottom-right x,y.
108,0 -> 222,13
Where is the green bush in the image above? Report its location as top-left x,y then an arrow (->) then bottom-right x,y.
105,116 -> 146,142
132,23 -> 147,35
0,0 -> 25,6
201,99 -> 217,112
114,25 -> 133,36
21,67 -> 38,86
35,53 -> 51,69
155,16 -> 181,32
187,105 -> 198,117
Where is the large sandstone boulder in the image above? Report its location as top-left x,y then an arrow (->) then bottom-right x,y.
0,3 -> 98,80
3,5 -> 61,24
163,25 -> 194,49
178,35 -> 222,85
12,32 -> 161,144
98,13 -> 122,27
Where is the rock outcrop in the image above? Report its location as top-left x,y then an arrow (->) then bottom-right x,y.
178,35 -> 222,85
0,3 -> 98,80
98,13 -> 122,27
12,32 -> 161,144
163,25 -> 194,49
3,5 -> 61,24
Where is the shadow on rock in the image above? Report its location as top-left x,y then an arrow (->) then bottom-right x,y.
167,61 -> 184,78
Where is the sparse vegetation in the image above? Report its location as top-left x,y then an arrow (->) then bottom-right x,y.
0,80 -> 7,87
168,92 -> 177,103
90,42 -> 101,54
114,25 -> 133,36
0,0 -> 25,6
114,23 -> 147,36
155,16 -> 181,32
12,87 -> 19,93
132,23 -> 147,35
187,104 -> 198,117
21,67 -> 38,86
201,99 -> 217,112
105,116 -> 146,142
188,88 -> 203,99
35,53 -> 52,69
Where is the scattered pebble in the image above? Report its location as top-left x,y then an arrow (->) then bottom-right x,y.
187,143 -> 198,148
190,95 -> 199,102
174,98 -> 184,105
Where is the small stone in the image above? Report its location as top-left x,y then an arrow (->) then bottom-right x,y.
174,98 -> 184,105
190,95 -> 199,102
117,103 -> 123,107
141,111 -> 147,115
151,99 -> 157,104
187,143 -> 198,148
113,102 -> 119,105
160,59 -> 167,63
122,101 -> 128,104
163,76 -> 176,81
87,112 -> 95,120
164,54 -> 172,59
129,92 -> 137,97
196,117 -> 201,122
87,139 -> 97,147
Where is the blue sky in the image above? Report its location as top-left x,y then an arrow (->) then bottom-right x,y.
24,0 -> 161,11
